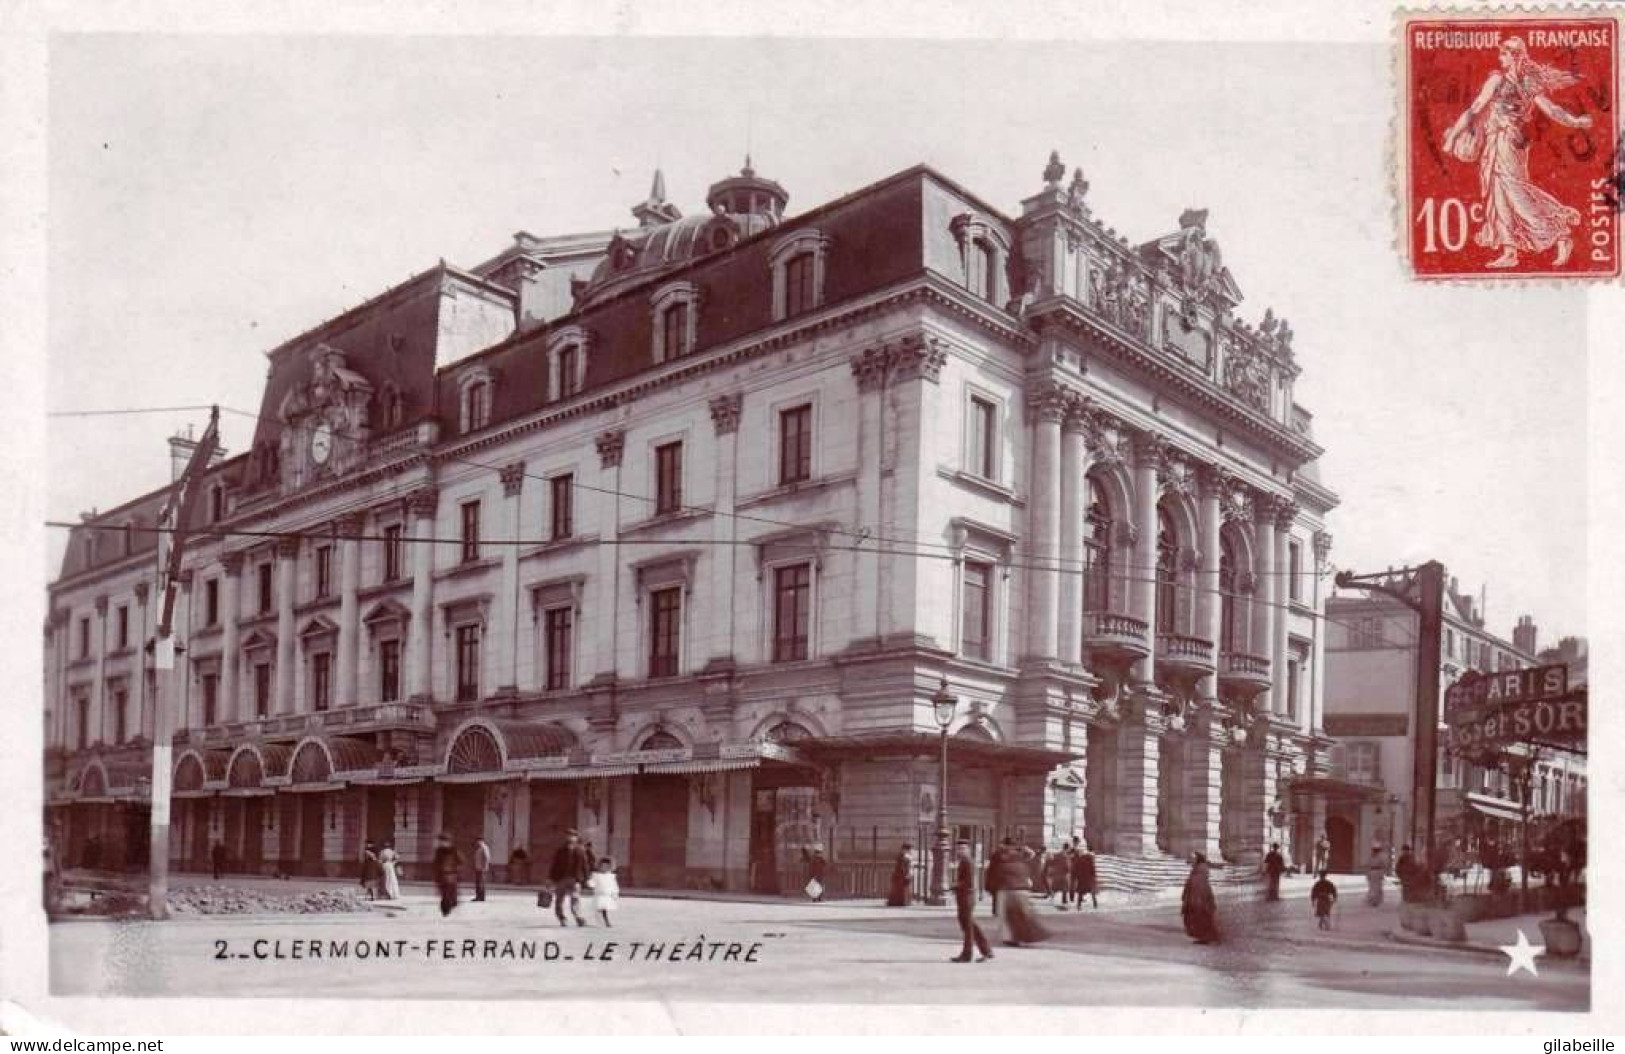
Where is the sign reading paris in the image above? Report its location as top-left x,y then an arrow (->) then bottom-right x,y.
1444,663 -> 1568,715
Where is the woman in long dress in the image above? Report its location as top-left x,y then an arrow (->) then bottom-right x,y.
1181,853 -> 1219,944
1364,843 -> 1387,908
379,842 -> 402,901
1442,36 -> 1594,269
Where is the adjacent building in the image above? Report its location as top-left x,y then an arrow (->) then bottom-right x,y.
45,151 -> 1339,892
1322,582 -> 1587,872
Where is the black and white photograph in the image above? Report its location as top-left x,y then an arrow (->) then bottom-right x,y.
0,0 -> 1615,1037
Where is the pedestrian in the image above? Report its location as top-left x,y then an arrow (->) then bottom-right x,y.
1072,839 -> 1099,909
473,836 -> 491,902
509,845 -> 531,886
210,839 -> 227,881
1364,841 -> 1387,908
807,845 -> 829,901
1044,845 -> 1071,908
1314,832 -> 1331,874
547,829 -> 591,927
379,842 -> 402,901
886,843 -> 913,907
949,838 -> 993,964
1031,844 -> 1051,899
987,838 -> 1050,947
1263,841 -> 1286,902
1311,870 -> 1337,931
1181,852 -> 1220,944
587,857 -> 619,927
1395,843 -> 1420,903
432,832 -> 462,917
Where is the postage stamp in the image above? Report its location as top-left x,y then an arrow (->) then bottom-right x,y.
1399,10 -> 1621,280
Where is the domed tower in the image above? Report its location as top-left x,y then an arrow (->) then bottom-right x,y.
704,155 -> 788,236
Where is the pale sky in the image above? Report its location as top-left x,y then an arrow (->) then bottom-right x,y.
43,33 -> 1589,643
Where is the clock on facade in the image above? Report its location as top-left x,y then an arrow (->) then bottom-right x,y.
309,422 -> 334,465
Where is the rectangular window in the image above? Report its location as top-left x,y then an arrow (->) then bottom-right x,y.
662,302 -> 691,361
655,442 -> 683,515
557,345 -> 579,399
114,689 -> 128,744
649,587 -> 681,677
311,653 -> 331,712
254,662 -> 271,718
205,578 -> 220,626
772,563 -> 812,662
1347,742 -> 1380,784
202,673 -> 219,726
785,253 -> 815,318
969,396 -> 997,480
78,617 -> 90,659
962,560 -> 992,661
116,606 -> 129,649
544,607 -> 573,690
1287,657 -> 1301,719
379,639 -> 401,703
1288,542 -> 1302,601
977,240 -> 998,302
383,524 -> 404,582
778,405 -> 812,485
465,382 -> 489,433
77,697 -> 88,750
258,562 -> 273,614
314,544 -> 333,599
210,486 -> 225,524
460,500 -> 481,563
455,625 -> 481,701
550,474 -> 574,540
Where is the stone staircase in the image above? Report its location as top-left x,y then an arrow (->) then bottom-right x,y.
1092,851 -> 1262,895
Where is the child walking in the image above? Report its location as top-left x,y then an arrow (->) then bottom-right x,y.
1311,870 -> 1338,931
587,857 -> 620,928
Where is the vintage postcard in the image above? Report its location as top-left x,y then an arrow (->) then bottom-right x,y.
0,0 -> 1614,1038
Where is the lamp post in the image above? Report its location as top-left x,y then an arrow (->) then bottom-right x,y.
930,676 -> 958,907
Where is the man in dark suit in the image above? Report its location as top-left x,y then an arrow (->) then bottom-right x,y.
950,839 -> 993,963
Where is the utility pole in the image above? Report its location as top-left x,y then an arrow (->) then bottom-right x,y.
148,406 -> 220,920
1334,561 -> 1445,864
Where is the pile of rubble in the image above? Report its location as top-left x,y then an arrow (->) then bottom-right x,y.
167,886 -> 373,915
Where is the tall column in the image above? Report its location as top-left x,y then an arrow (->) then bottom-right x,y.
708,394 -> 742,664
1250,493 -> 1277,713
275,537 -> 298,716
407,487 -> 438,702
1272,500 -> 1297,718
1196,467 -> 1224,700
220,553 -> 243,720
1182,716 -> 1225,860
93,595 -> 108,744
1025,384 -> 1067,662
131,583 -> 150,737
1129,431 -> 1163,684
497,465 -> 524,695
848,351 -> 887,646
335,517 -> 362,707
1057,402 -> 1087,667
1113,703 -> 1162,855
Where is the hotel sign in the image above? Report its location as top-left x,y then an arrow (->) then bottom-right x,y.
1323,713 -> 1409,738
1447,692 -> 1587,752
1444,665 -> 1567,717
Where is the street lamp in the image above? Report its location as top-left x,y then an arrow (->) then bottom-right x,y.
929,676 -> 958,907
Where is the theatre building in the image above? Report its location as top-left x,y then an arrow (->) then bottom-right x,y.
44,151 -> 1338,892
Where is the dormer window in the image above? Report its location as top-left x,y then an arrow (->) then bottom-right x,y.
546,325 -> 591,402
769,230 -> 832,322
381,383 -> 405,429
950,213 -> 1010,307
651,281 -> 700,364
457,366 -> 495,434
558,345 -> 579,398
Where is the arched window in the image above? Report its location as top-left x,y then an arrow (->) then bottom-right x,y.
640,729 -> 683,751
1219,532 -> 1240,651
1156,507 -> 1178,634
1084,476 -> 1112,611
463,380 -> 490,433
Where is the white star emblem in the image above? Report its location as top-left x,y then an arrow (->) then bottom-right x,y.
1500,928 -> 1545,977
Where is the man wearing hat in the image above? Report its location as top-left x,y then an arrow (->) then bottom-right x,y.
949,839 -> 992,963
548,829 -> 593,926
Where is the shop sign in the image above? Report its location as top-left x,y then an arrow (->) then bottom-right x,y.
1447,693 -> 1587,752
1445,664 -> 1567,716
591,748 -> 693,766
1323,713 -> 1409,737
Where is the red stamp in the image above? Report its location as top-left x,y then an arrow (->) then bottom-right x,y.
1401,13 -> 1620,279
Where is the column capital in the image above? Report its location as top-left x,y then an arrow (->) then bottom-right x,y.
499,461 -> 526,497
407,486 -> 439,519
1026,381 -> 1072,424
595,428 -> 626,469
220,550 -> 246,575
1269,495 -> 1300,530
1061,393 -> 1093,436
1195,462 -> 1236,501
708,392 -> 743,435
133,581 -> 150,604
1156,446 -> 1195,498
848,345 -> 890,392
275,535 -> 302,559
1312,530 -> 1333,562
1130,429 -> 1171,470
890,333 -> 948,384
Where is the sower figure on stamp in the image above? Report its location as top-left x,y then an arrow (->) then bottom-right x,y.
548,829 -> 592,927
949,839 -> 993,964
1443,36 -> 1594,268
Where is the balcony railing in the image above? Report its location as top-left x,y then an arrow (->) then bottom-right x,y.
1157,632 -> 1215,671
1083,610 -> 1152,658
177,701 -> 435,743
1219,651 -> 1271,683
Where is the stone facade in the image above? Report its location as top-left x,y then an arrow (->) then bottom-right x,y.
45,154 -> 1337,891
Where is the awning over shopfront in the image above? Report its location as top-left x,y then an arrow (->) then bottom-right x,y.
794,731 -> 1080,772
442,717 -> 579,781
1283,775 -> 1387,802
1464,792 -> 1525,824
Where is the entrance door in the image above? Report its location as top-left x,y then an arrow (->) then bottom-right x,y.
123,805 -> 151,869
241,799 -> 265,872
299,795 -> 325,876
441,784 -> 486,856
630,775 -> 689,888
189,800 -> 211,870
366,788 -> 395,848
528,783 -> 577,863
222,799 -> 245,874
749,789 -> 779,893
1327,815 -> 1356,873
